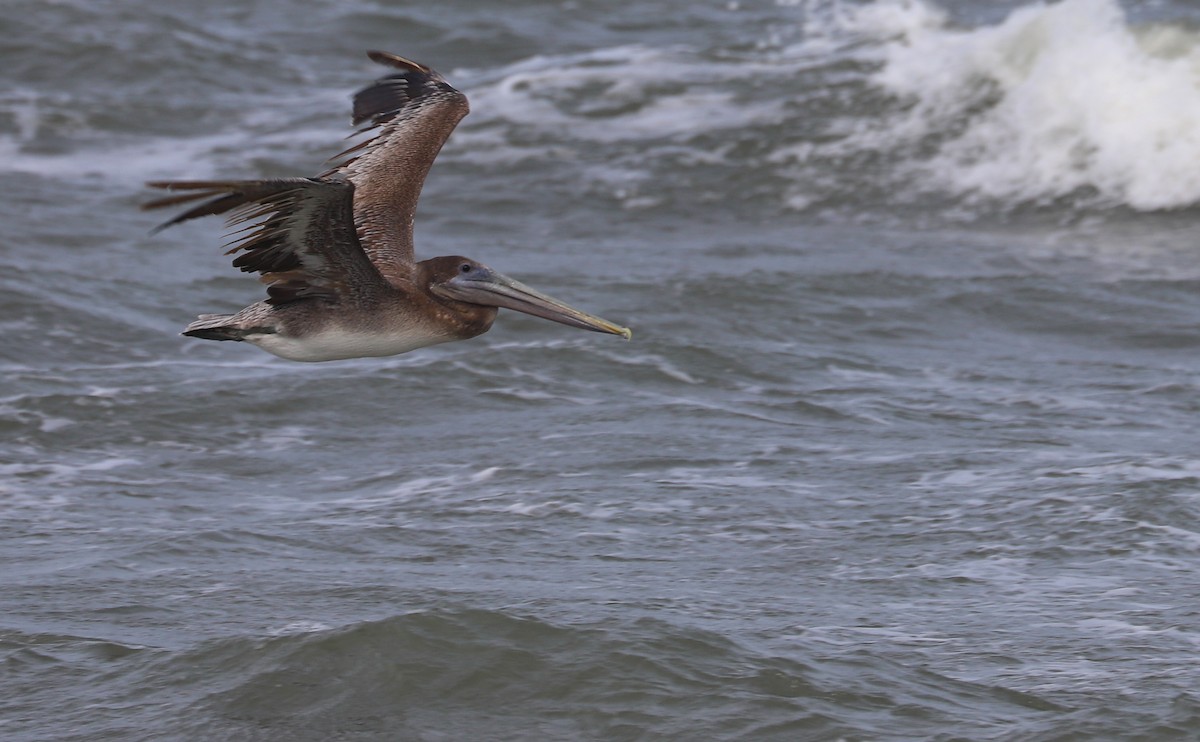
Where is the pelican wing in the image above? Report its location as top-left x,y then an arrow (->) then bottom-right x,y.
330,51 -> 470,286
143,178 -> 389,305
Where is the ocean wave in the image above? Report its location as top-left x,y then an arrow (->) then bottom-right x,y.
8,0 -> 1198,219
459,0 -> 1200,216
51,608 -> 1059,740
779,0 -> 1200,212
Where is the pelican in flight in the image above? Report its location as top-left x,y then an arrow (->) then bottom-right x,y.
144,51 -> 631,362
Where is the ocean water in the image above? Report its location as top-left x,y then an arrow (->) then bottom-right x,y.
3,0 -> 1200,738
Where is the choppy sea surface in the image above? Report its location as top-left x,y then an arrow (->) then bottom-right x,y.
4,0 -> 1200,738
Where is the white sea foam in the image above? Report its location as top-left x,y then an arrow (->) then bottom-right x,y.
6,1 -> 1197,216
464,46 -> 786,144
267,620 -> 334,636
372,466 -> 502,501
463,0 -> 1200,212
0,87 -> 344,183
0,130 -> 218,183
812,0 -> 1200,210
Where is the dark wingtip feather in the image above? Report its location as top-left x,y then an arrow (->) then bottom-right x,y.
142,186 -> 249,233
366,51 -> 430,73
351,53 -> 460,127
142,180 -> 313,233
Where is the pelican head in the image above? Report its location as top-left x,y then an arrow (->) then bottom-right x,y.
424,256 -> 632,338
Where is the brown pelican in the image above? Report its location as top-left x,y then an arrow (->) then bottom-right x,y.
144,51 -> 631,362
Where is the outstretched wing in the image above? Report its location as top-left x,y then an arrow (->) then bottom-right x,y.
143,178 -> 389,305
330,51 -> 470,286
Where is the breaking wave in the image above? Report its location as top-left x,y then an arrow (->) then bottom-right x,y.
3,0 -> 1198,218
802,0 -> 1200,211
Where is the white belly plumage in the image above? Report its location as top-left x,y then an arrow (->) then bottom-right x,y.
246,326 -> 453,362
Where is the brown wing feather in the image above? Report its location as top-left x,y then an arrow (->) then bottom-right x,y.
143,178 -> 389,306
329,51 -> 470,287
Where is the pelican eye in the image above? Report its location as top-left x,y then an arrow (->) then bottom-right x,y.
459,263 -> 472,274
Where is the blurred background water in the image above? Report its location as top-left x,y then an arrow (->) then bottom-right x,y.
3,0 -> 1200,738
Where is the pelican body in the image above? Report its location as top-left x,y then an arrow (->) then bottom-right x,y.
145,52 -> 630,362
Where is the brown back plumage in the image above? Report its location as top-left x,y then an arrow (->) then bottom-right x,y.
144,52 -> 470,300
331,51 -> 470,287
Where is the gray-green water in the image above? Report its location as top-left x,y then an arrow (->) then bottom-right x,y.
4,0 -> 1200,738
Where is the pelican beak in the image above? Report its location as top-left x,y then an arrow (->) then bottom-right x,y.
440,269 -> 632,339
